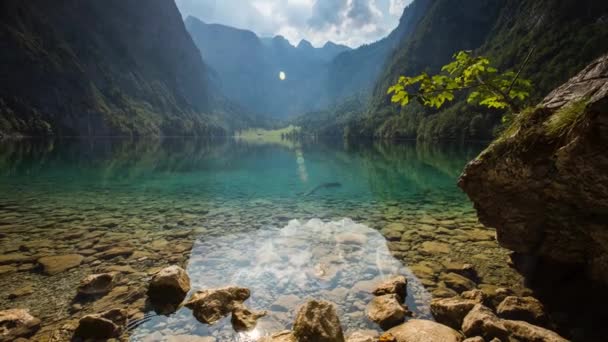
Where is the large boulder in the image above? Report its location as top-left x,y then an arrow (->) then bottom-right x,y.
37,254 -> 83,275
73,309 -> 127,340
184,286 -> 250,324
372,275 -> 408,302
293,300 -> 345,342
461,304 -> 509,340
380,319 -> 463,342
503,320 -> 568,342
430,297 -> 479,329
496,296 -> 547,325
0,309 -> 41,341
459,54 -> 608,285
366,294 -> 409,330
148,265 -> 191,303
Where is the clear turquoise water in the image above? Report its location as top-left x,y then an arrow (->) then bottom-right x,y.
0,139 -> 524,341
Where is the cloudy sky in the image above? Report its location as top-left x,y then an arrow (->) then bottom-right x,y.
175,0 -> 413,48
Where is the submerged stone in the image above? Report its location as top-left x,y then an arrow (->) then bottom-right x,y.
231,302 -> 267,332
0,309 -> 41,341
37,254 -> 84,275
73,308 -> 127,340
185,286 -> 250,324
78,272 -> 116,296
293,300 -> 345,342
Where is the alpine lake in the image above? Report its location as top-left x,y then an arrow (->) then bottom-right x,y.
0,138 -> 536,341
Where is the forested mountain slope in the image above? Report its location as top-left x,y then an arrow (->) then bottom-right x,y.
344,0 -> 608,140
0,0 -> 251,137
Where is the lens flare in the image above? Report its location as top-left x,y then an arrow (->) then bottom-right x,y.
279,71 -> 286,81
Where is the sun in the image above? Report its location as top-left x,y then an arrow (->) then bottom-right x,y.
279,71 -> 286,81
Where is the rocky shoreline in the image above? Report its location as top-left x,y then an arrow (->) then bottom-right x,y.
2,266 -> 568,341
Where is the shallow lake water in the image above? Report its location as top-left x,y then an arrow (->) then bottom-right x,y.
0,138 -> 529,341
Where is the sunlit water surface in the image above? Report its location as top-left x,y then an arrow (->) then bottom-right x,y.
0,139 -> 526,341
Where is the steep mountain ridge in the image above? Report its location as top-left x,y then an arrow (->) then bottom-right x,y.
0,0 -> 250,137
353,0 -> 608,140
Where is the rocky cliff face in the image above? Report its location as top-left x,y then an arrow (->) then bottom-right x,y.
0,0 -> 244,137
459,55 -> 608,284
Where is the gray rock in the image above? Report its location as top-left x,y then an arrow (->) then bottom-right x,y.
0,309 -> 41,341
293,300 -> 345,342
381,319 -> 464,342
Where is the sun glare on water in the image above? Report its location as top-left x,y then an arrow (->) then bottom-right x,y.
279,71 -> 286,81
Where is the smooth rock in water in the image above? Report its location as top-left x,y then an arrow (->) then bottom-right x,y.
293,300 -> 345,342
430,297 -> 479,329
503,320 -> 568,342
366,294 -> 409,330
440,273 -> 477,293
346,330 -> 379,342
496,296 -> 547,325
271,294 -> 301,312
7,286 -> 34,300
0,265 -> 16,276
380,319 -> 463,342
185,286 -> 250,324
372,275 -> 407,302
97,247 -> 134,259
78,273 -> 115,295
231,302 -> 267,332
421,241 -> 451,254
0,254 -> 35,265
259,331 -> 297,342
148,265 -> 190,303
461,304 -> 508,340
444,263 -> 478,281
0,309 -> 41,341
37,254 -> 83,275
73,309 -> 127,340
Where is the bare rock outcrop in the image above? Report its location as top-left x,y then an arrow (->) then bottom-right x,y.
459,54 -> 608,284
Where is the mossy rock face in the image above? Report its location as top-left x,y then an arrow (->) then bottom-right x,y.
458,54 -> 608,285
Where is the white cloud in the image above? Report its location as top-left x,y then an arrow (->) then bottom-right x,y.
176,0 -> 413,48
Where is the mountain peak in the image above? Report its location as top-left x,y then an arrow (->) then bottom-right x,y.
297,39 -> 314,50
